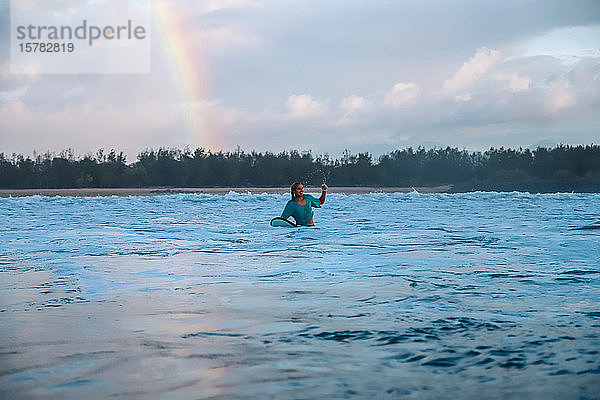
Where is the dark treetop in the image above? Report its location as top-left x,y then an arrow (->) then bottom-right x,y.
1,145 -> 599,192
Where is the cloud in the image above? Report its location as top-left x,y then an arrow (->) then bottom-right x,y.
286,94 -> 329,118
440,47 -> 502,99
569,59 -> 600,92
544,78 -> 575,113
0,87 -> 28,103
507,74 -> 532,92
0,98 -> 186,159
384,83 -> 420,108
2,1 -> 600,158
193,0 -> 264,15
0,62 -> 40,87
198,25 -> 262,52
339,95 -> 374,115
515,25 -> 600,61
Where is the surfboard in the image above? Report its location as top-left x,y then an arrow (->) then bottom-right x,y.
270,217 -> 297,227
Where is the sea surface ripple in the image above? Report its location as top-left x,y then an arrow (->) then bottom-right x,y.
1,192 -> 599,399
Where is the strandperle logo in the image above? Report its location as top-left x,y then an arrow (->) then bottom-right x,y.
11,0 -> 151,74
15,19 -> 147,46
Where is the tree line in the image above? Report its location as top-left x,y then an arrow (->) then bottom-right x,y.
1,145 -> 599,192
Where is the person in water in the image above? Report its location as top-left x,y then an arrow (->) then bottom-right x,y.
281,182 -> 328,226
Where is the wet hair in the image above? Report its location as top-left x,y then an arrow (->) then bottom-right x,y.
291,182 -> 302,200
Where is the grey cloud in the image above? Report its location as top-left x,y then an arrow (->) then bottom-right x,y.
204,0 -> 600,106
1,0 -> 599,157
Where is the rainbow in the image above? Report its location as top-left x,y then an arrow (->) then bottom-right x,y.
152,0 -> 224,151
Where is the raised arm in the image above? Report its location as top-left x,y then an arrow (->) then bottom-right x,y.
319,183 -> 328,205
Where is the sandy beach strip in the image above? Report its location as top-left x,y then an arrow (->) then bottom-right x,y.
0,185 -> 452,197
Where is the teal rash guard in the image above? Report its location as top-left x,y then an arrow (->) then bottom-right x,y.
281,194 -> 321,226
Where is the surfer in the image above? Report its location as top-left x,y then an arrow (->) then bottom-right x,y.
281,182 -> 328,226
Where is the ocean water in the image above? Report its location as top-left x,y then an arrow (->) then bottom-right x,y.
1,191 -> 599,399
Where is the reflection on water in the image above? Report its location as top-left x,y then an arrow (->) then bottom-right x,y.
1,192 -> 599,399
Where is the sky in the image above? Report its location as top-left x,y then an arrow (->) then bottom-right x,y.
1,0 -> 599,162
